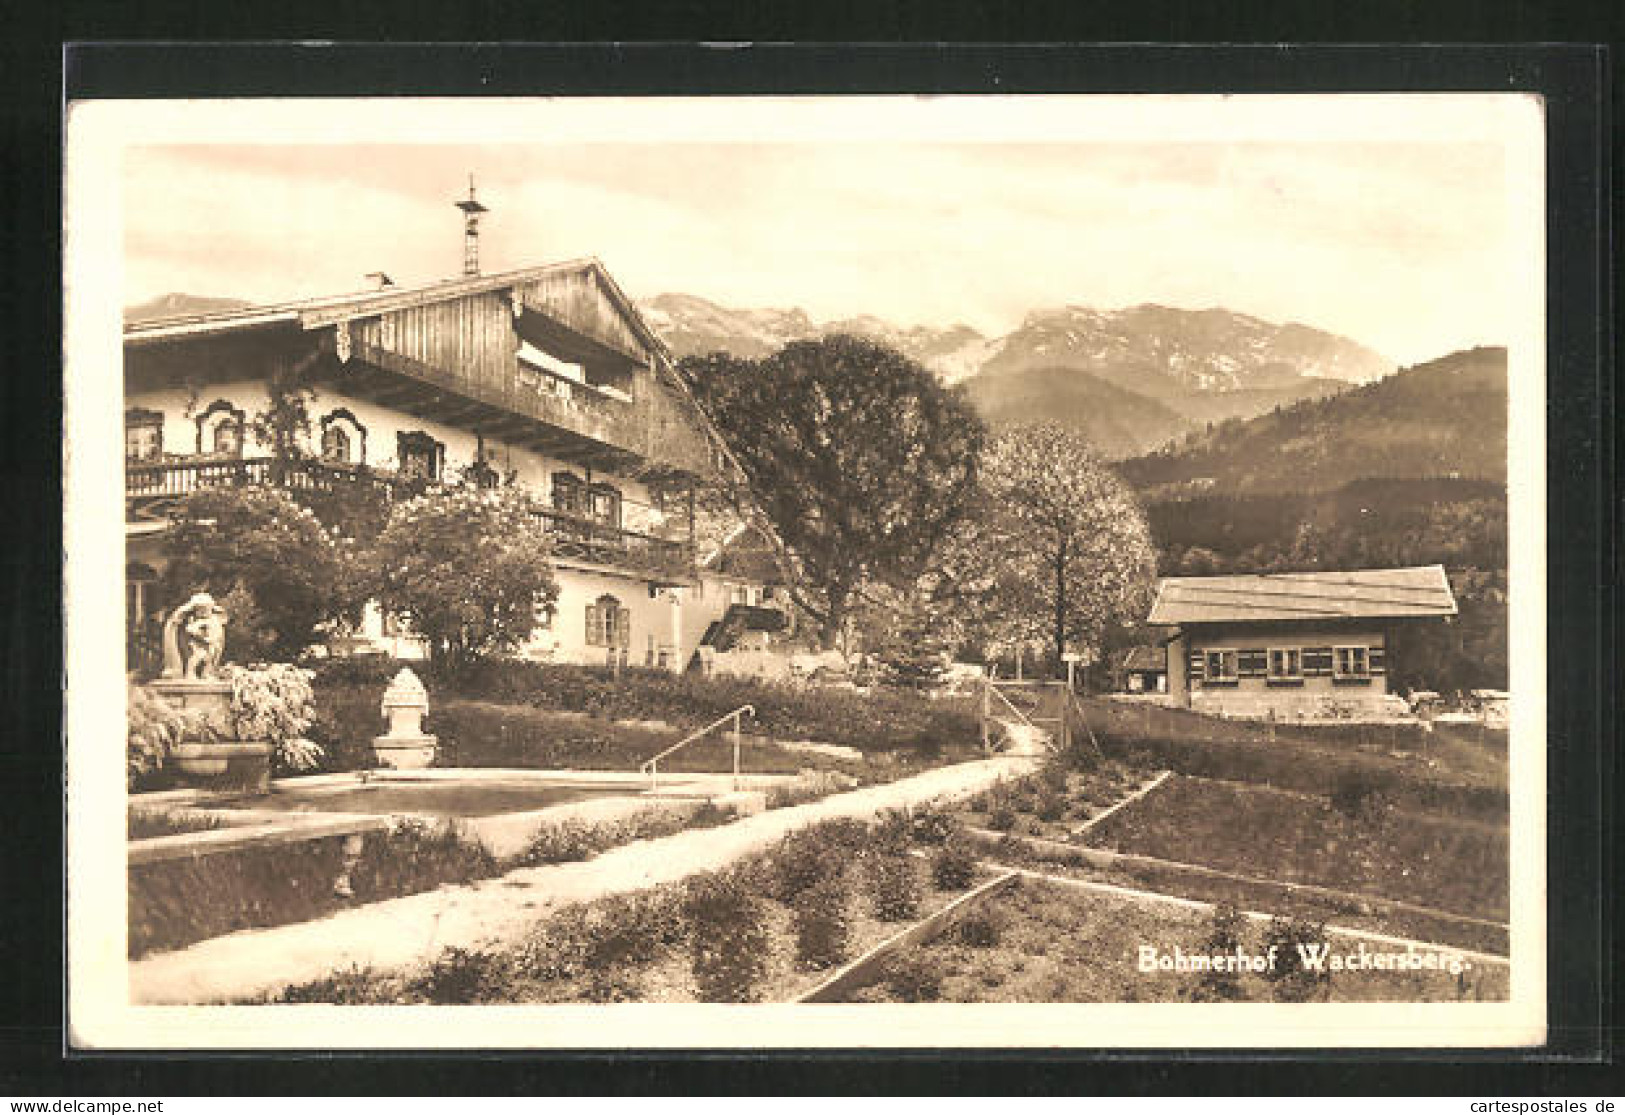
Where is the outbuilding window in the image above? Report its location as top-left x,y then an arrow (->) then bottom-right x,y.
1268,647 -> 1303,685
1333,646 -> 1370,680
1202,649 -> 1238,684
1302,647 -> 1335,677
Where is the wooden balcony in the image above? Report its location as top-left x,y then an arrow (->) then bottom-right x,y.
125,456 -> 695,584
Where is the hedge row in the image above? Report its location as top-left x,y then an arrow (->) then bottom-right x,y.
309,657 -> 981,756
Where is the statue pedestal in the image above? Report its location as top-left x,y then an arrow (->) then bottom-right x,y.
372,733 -> 438,770
149,678 -> 272,793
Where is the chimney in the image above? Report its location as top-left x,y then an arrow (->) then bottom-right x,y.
454,174 -> 489,277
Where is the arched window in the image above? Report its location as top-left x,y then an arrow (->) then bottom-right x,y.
585,593 -> 629,649
195,399 -> 246,457
124,408 -> 163,462
320,408 -> 367,465
321,424 -> 351,462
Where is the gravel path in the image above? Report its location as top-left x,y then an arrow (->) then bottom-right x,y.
130,756 -> 1037,1004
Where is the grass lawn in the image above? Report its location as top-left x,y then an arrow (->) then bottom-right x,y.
839,876 -> 1508,1003
1083,697 -> 1507,821
1085,774 -> 1508,923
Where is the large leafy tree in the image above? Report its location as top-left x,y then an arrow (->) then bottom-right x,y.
364,485 -> 560,673
159,485 -> 362,661
682,335 -> 985,649
941,423 -> 1157,676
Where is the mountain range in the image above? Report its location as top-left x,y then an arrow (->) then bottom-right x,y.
1118,345 -> 1508,498
640,293 -> 1394,458
126,289 -> 1399,462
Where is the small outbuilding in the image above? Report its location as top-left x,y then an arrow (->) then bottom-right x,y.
1118,645 -> 1168,694
1147,565 -> 1458,720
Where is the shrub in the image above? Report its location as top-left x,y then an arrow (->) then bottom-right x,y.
1262,915 -> 1332,1003
767,820 -> 866,903
1190,902 -> 1248,1003
792,871 -> 855,970
986,803 -> 1018,832
1329,769 -> 1387,819
223,663 -> 323,774
954,908 -> 1004,947
520,804 -> 736,867
872,808 -> 915,856
879,953 -> 942,1002
930,835 -> 979,892
442,658 -> 982,756
126,682 -> 212,789
159,485 -> 361,660
349,818 -> 498,900
683,870 -> 771,1002
908,805 -> 958,846
1033,787 -> 1067,823
411,946 -> 506,1004
866,854 -> 924,922
364,485 -> 561,674
275,964 -> 391,1005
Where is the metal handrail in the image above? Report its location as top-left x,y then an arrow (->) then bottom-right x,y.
639,705 -> 755,790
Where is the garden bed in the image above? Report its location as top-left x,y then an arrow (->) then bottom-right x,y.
264,810 -> 997,1004
835,876 -> 1508,1004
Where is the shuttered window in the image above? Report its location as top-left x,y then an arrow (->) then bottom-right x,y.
1203,649 -> 1238,683
1268,648 -> 1302,679
1237,649 -> 1268,678
585,595 -> 631,649
1334,646 -> 1370,678
1302,647 -> 1334,676
1187,650 -> 1205,681
1368,646 -> 1387,675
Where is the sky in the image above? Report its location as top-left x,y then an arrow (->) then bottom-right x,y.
119,122 -> 1520,366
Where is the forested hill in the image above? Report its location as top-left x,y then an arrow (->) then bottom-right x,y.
1118,346 -> 1508,498
961,365 -> 1192,459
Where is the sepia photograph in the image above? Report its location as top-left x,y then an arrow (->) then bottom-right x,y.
63,92 -> 1547,1049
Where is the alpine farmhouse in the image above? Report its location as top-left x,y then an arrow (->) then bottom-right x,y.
1148,566 -> 1458,719
123,258 -> 777,673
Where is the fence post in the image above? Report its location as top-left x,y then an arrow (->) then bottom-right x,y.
981,678 -> 991,752
732,712 -> 742,791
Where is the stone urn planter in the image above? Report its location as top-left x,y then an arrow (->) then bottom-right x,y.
373,667 -> 438,770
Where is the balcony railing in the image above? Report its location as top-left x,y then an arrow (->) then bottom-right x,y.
125,455 -> 694,582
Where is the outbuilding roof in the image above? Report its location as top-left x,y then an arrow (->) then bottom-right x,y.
1147,565 -> 1458,625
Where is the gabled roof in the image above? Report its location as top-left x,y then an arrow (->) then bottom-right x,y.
123,258 -> 675,361
1147,565 -> 1458,625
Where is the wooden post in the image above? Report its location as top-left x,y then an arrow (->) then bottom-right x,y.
981,677 -> 991,752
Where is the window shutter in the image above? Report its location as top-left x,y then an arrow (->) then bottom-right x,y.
1368,646 -> 1386,674
1188,650 -> 1205,680
585,603 -> 600,646
617,607 -> 632,649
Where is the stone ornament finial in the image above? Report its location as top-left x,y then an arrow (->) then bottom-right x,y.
160,592 -> 228,681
